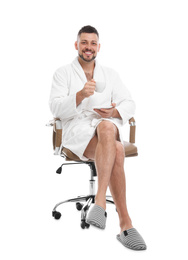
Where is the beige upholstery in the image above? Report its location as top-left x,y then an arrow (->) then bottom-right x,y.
62,141 -> 137,161
52,117 -> 138,161
123,141 -> 138,157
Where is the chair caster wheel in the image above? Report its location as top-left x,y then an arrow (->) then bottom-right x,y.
81,220 -> 90,229
52,211 -> 61,220
85,222 -> 90,229
76,202 -> 83,211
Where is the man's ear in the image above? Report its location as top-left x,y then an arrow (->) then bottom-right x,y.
75,41 -> 78,50
98,43 -> 101,52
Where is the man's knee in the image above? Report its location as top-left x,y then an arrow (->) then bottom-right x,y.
97,121 -> 118,140
115,141 -> 125,163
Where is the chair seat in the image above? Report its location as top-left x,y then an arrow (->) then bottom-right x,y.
62,141 -> 138,161
123,141 -> 138,157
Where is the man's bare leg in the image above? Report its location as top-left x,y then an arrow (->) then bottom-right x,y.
109,141 -> 133,233
84,121 -> 118,210
83,122 -> 133,231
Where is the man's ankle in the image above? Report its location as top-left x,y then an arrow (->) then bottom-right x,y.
120,219 -> 133,233
95,195 -> 106,210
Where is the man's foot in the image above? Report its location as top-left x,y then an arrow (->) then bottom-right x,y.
117,228 -> 147,250
86,204 -> 107,229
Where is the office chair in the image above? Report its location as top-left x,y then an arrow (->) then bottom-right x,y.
47,117 -> 137,229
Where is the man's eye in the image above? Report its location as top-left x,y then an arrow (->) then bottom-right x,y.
92,43 -> 97,45
82,42 -> 86,44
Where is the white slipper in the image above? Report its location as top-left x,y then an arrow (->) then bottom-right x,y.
117,228 -> 147,250
86,205 -> 107,229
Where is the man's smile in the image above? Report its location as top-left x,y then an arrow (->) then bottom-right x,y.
84,51 -> 93,55
83,49 -> 95,56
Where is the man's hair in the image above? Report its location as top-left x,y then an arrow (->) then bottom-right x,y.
77,25 -> 99,38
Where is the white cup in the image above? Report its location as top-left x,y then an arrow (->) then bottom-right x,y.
95,82 -> 106,93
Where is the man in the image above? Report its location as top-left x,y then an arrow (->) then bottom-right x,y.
49,25 -> 147,250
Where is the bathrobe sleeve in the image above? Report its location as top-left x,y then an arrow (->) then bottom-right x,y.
112,71 -> 136,125
49,67 -> 82,120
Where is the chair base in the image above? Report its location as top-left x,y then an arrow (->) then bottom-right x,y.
52,195 -> 114,229
52,161 -> 115,229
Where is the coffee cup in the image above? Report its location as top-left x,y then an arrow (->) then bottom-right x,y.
95,82 -> 106,93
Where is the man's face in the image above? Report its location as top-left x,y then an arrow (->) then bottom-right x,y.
75,33 -> 100,62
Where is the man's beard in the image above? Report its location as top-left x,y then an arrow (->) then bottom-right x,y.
79,53 -> 96,62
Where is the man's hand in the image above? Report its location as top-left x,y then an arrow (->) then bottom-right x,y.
76,79 -> 96,106
94,103 -> 120,118
81,79 -> 96,98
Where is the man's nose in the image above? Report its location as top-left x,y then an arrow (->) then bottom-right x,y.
85,43 -> 92,49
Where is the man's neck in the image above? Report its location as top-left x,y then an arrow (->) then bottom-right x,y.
78,56 -> 95,74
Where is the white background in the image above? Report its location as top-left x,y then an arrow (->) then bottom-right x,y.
1,0 -> 188,259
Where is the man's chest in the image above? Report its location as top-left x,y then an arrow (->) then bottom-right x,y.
85,72 -> 93,81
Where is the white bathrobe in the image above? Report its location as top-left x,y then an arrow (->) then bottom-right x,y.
49,57 -> 135,161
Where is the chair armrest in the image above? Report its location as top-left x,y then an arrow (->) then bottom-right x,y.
46,119 -> 56,127
47,117 -> 136,155
129,117 -> 136,143
46,118 -> 62,155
